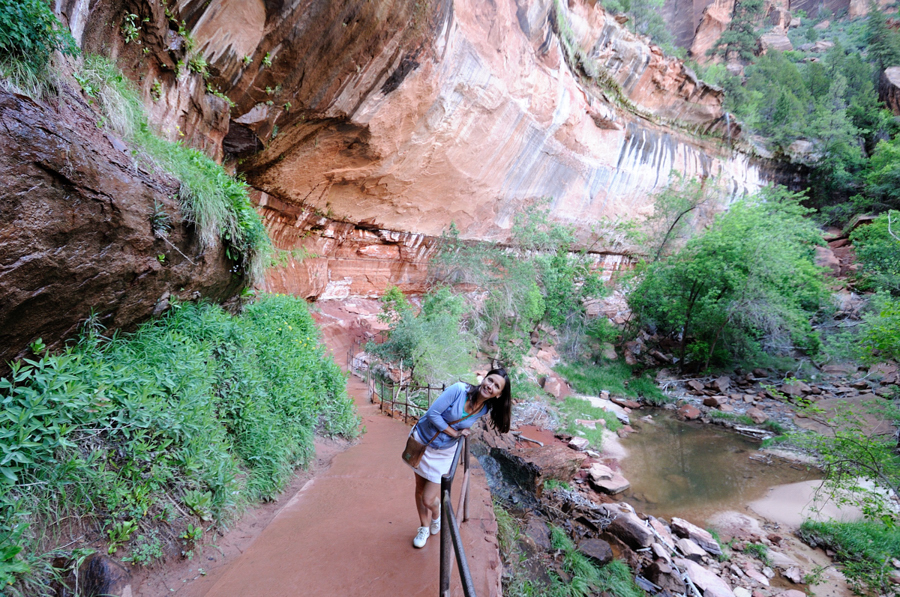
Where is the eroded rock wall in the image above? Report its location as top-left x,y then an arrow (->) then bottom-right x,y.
46,0 -> 782,304
0,90 -> 242,365
229,0 -> 767,244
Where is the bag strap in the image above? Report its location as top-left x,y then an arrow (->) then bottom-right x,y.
420,409 -> 478,448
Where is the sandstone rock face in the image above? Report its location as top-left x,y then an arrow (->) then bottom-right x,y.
689,0 -> 736,62
759,31 -> 793,54
0,90 -> 241,366
880,67 -> 900,116
52,0 -> 785,304
236,0 -> 766,253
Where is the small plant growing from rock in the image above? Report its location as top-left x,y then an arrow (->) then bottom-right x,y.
122,13 -> 148,44
262,52 -> 273,67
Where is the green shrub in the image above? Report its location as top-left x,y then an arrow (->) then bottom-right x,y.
858,292 -> 900,363
0,0 -> 77,73
629,186 -> 829,370
555,361 -> 670,405
800,520 -> 900,595
369,286 -> 476,386
74,55 -> 271,283
850,212 -> 900,294
0,294 -> 358,592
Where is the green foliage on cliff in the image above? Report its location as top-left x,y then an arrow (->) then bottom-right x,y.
0,294 -> 358,593
0,0 -> 77,74
851,212 -> 900,294
75,55 -> 271,283
693,8 -> 900,216
628,185 -> 829,369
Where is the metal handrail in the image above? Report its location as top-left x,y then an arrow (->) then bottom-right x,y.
347,338 -> 445,425
439,436 -> 475,597
347,339 -> 476,595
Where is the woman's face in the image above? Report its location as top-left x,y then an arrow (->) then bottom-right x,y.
479,374 -> 506,400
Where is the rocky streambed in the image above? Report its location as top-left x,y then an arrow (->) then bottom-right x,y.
473,361 -> 900,597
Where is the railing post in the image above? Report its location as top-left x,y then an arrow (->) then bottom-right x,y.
439,479 -> 451,597
463,437 -> 470,522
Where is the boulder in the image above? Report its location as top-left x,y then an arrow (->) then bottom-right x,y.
677,558 -> 736,597
672,517 -> 723,556
780,380 -> 810,397
645,560 -> 687,593
611,397 -> 641,409
489,444 -> 585,497
525,515 -> 553,550
746,408 -> 768,424
587,463 -> 631,495
78,554 -> 132,597
759,32 -> 793,53
688,380 -> 706,393
542,375 -> 563,398
649,517 -> 676,546
605,504 -> 654,549
714,376 -> 732,393
878,66 -> 900,116
815,245 -> 842,275
678,404 -> 702,420
704,396 -> 723,408
578,538 -> 613,565
813,19 -> 831,30
677,537 -> 708,561
568,437 -> 590,451
0,91 -> 243,367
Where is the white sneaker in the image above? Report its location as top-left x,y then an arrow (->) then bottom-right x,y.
413,526 -> 430,548
430,517 -> 441,535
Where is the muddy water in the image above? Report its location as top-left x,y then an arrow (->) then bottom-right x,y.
620,412 -> 820,525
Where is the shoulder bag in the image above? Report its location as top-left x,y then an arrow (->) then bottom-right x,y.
402,410 -> 476,468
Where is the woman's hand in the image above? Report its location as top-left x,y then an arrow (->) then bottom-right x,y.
459,429 -> 471,438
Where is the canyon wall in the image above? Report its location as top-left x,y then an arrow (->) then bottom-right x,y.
1,0 -> 795,361
55,0 -> 780,301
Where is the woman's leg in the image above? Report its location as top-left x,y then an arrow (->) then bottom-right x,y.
414,473 -> 441,527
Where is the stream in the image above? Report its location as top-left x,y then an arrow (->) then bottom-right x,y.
620,411 -> 821,525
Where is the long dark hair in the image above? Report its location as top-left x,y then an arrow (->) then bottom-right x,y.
467,368 -> 512,433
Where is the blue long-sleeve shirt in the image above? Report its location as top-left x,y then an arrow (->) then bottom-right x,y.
414,382 -> 487,451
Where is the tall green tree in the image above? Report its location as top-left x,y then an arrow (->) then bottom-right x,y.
709,0 -> 764,62
629,186 -> 828,369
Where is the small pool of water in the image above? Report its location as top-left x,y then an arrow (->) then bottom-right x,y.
620,412 -> 819,525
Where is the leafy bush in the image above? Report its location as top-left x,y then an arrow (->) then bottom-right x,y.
0,294 -> 358,592
430,202 -> 606,365
74,56 -> 271,283
858,292 -> 900,362
369,287 -> 476,386
852,212 -> 900,295
0,0 -> 77,73
800,520 -> 900,596
629,185 -> 829,369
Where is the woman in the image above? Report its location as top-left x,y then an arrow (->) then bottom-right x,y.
409,368 -> 511,548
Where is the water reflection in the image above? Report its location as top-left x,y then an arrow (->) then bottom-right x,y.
620,412 -> 819,524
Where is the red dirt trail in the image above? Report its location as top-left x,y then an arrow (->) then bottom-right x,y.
190,322 -> 502,596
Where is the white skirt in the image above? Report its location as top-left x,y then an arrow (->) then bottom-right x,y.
411,427 -> 459,483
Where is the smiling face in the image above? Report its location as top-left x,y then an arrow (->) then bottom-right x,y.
478,373 -> 506,401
